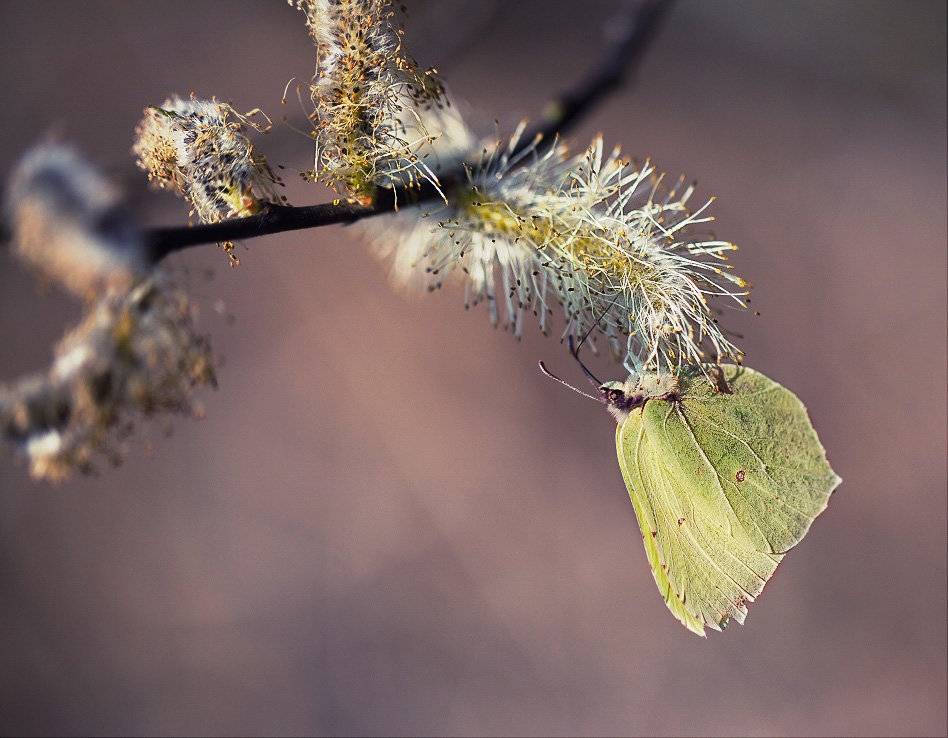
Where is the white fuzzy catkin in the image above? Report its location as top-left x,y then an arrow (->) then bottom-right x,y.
288,0 -> 444,198
365,125 -> 749,372
0,277 -> 216,482
133,96 -> 282,262
6,144 -> 145,299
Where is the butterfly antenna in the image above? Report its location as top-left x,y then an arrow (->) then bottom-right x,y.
538,361 -> 604,403
568,335 -> 603,388
574,317 -> 601,355
568,295 -> 621,387
541,298 -> 617,396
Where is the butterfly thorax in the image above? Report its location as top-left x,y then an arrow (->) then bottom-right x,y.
600,373 -> 679,424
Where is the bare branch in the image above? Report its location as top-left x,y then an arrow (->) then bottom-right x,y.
145,200 -> 375,262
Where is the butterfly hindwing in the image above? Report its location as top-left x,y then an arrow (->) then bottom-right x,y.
649,366 -> 839,554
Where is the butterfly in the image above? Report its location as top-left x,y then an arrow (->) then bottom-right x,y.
541,341 -> 840,636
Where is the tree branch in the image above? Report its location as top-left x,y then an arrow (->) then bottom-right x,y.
515,0 -> 673,157
87,0 -> 674,263
144,177 -> 453,262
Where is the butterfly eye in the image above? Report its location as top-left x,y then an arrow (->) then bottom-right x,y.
608,389 -> 624,403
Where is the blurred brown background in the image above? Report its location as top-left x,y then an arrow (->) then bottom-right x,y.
0,1 -> 945,735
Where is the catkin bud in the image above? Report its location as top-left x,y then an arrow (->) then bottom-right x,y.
6,144 -> 145,299
133,96 -> 283,262
288,0 -> 444,199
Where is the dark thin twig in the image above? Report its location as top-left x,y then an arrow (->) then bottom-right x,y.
515,0 -> 673,157
143,0 -> 674,262
145,177 -> 453,262
146,203 -> 369,261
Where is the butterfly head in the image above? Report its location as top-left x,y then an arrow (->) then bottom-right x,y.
599,379 -> 646,423
599,373 -> 679,424
539,335 -> 681,424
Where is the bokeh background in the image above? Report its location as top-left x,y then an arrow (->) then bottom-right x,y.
1,1 -> 945,735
